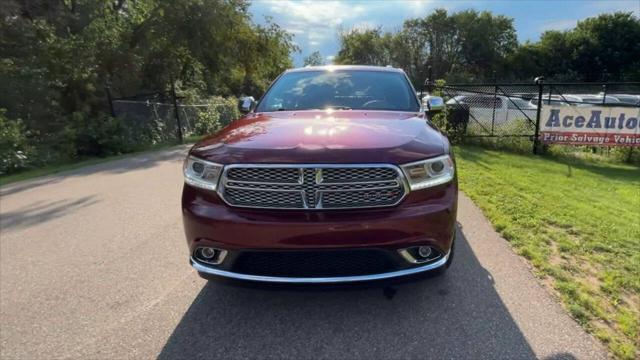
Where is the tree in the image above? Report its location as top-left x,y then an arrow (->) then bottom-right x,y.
0,0 -> 298,165
303,51 -> 325,66
452,10 -> 517,80
334,28 -> 391,66
334,9 -> 640,83
333,9 -> 518,84
569,12 -> 640,81
506,12 -> 640,81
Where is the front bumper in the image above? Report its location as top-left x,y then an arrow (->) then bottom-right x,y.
182,181 -> 457,283
190,251 -> 449,283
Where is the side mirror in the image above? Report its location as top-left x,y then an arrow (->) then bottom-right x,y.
238,96 -> 256,114
422,95 -> 445,114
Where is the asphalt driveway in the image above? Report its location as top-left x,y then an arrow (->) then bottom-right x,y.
0,146 -> 607,359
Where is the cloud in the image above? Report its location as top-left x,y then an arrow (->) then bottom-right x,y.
265,0 -> 369,47
351,21 -> 377,32
286,28 -> 306,35
539,19 -> 578,32
267,0 -> 365,29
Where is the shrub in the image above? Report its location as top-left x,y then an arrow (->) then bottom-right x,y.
65,111 -> 132,157
210,96 -> 240,127
194,109 -> 222,135
429,105 -> 468,144
0,109 -> 33,174
191,96 -> 239,136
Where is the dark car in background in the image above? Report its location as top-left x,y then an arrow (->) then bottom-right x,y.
182,65 -> 457,284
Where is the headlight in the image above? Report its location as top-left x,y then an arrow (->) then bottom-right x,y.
400,155 -> 455,191
183,156 -> 223,191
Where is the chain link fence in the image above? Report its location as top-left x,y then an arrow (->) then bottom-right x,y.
431,81 -> 640,162
435,81 -> 639,142
111,95 -> 239,145
436,84 -> 539,138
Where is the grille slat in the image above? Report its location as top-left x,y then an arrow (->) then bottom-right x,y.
224,188 -> 304,207
220,165 -> 407,210
322,167 -> 397,182
227,167 -> 300,183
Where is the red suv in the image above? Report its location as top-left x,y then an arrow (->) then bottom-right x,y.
182,65 -> 457,284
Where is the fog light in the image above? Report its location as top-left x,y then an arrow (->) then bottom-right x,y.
200,247 -> 217,259
195,246 -> 228,265
418,246 -> 432,258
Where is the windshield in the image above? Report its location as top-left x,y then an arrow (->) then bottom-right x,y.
256,70 -> 420,112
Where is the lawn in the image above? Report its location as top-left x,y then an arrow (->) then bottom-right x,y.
454,145 -> 640,359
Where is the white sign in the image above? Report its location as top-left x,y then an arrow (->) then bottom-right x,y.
540,106 -> 640,146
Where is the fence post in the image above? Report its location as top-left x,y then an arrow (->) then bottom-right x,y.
423,65 -> 434,94
533,76 -> 544,155
491,71 -> 497,135
171,79 -> 184,144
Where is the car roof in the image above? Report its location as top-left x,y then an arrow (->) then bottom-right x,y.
286,65 -> 406,74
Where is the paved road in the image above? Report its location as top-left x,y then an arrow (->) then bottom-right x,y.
1,147 -> 607,359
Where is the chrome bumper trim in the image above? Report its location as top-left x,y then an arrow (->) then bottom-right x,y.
190,252 -> 449,284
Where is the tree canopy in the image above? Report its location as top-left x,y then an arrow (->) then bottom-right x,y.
0,0 -> 297,131
335,9 -> 639,85
0,0 -> 298,169
509,12 -> 640,81
303,51 -> 325,66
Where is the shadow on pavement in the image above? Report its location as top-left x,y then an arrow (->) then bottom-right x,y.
0,196 -> 100,232
0,147 -> 188,197
159,226 -> 538,359
543,353 -> 578,360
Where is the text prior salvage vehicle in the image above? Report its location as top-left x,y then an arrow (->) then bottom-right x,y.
182,65 -> 458,284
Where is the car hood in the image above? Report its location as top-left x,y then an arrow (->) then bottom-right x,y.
190,110 -> 446,164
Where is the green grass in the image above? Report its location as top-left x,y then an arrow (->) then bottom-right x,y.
0,137 -> 202,187
455,145 -> 640,359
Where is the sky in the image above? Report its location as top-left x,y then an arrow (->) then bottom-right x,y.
248,0 -> 640,66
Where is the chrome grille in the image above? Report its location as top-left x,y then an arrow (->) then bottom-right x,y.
322,167 -> 397,182
227,167 -> 299,183
219,165 -> 408,210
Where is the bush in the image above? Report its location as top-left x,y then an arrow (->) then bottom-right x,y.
194,109 -> 222,135
428,106 -> 468,144
192,96 -> 239,136
65,111 -> 132,157
0,109 -> 33,174
210,96 -> 240,127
